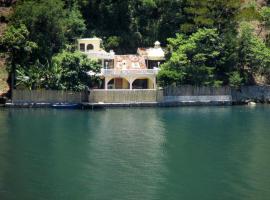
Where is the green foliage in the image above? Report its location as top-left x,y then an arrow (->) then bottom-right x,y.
65,6 -> 87,43
181,0 -> 241,34
81,0 -> 185,53
229,71 -> 243,87
11,0 -> 86,63
16,61 -> 48,90
237,1 -> 261,21
260,6 -> 270,46
16,51 -> 100,91
238,23 -> 270,78
0,24 -> 37,69
104,36 -> 121,51
2,0 -> 270,90
50,51 -> 100,91
261,6 -> 270,27
158,28 -> 226,86
157,69 -> 183,87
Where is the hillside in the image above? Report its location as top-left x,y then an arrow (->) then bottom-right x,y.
0,0 -> 269,95
0,1 -> 14,96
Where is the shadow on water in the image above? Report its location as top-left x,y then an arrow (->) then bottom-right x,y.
0,106 -> 270,200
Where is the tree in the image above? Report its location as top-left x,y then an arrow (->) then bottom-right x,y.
65,6 -> 87,43
0,24 -> 37,91
229,71 -> 243,88
80,0 -> 132,53
11,0 -> 86,63
260,6 -> 270,45
79,0 -> 184,53
237,23 -> 270,84
129,0 -> 184,48
50,51 -> 100,91
0,24 -> 37,68
181,0 -> 241,34
16,61 -> 48,90
158,28 -> 226,87
15,51 -> 101,91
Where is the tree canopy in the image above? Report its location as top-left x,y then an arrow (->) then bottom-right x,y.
158,28 -> 226,87
1,0 -> 270,90
11,0 -> 86,63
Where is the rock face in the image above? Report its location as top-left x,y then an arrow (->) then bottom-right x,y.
231,86 -> 270,103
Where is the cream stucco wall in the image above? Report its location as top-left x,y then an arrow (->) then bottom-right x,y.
104,75 -> 156,90
122,79 -> 130,89
148,78 -> 154,89
77,38 -> 102,52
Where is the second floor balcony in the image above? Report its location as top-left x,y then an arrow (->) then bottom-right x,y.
99,68 -> 160,76
84,51 -> 115,60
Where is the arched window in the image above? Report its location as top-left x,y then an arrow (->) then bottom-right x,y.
87,44 -> 94,51
79,43 -> 85,52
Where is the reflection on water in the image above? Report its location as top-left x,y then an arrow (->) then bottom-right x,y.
0,106 -> 270,200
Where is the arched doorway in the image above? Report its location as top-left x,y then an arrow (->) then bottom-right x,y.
107,78 -> 130,89
132,78 -> 155,89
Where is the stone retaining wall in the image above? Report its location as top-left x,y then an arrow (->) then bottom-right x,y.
163,85 -> 232,104
231,86 -> 270,103
164,85 -> 231,96
164,95 -> 232,103
89,89 -> 162,103
11,86 -> 270,105
12,90 -> 87,103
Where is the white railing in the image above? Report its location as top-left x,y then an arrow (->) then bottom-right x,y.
83,51 -> 115,59
100,68 -> 160,76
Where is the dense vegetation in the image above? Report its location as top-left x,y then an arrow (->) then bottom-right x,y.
0,0 -> 270,91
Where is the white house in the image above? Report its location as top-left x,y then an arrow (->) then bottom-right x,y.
77,37 -> 165,90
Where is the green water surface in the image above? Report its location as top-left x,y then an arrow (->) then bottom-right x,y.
0,106 -> 270,200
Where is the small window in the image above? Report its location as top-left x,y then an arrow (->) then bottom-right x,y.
87,44 -> 94,51
80,43 -> 85,52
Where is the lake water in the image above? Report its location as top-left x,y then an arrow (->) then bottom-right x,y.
0,106 -> 270,200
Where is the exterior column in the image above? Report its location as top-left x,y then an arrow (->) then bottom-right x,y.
129,81 -> 133,90
129,78 -> 133,90
105,77 -> 108,90
153,77 -> 157,89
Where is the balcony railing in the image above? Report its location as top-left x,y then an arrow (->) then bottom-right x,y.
100,68 -> 160,76
83,51 -> 115,59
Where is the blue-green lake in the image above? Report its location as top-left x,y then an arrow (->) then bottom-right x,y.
0,106 -> 270,200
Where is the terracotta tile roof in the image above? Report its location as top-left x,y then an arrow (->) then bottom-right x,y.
114,55 -> 146,69
137,48 -> 148,57
137,46 -> 165,61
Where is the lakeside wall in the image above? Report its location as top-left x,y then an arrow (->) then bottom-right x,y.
89,89 -> 163,103
12,90 -> 88,103
10,86 -> 270,106
231,86 -> 270,103
163,85 -> 232,104
163,85 -> 270,104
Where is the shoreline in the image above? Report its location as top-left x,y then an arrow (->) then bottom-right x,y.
2,85 -> 270,109
1,101 -> 268,109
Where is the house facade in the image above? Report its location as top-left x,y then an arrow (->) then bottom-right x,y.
77,37 -> 165,90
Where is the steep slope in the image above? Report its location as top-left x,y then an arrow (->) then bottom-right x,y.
0,1 -> 14,96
